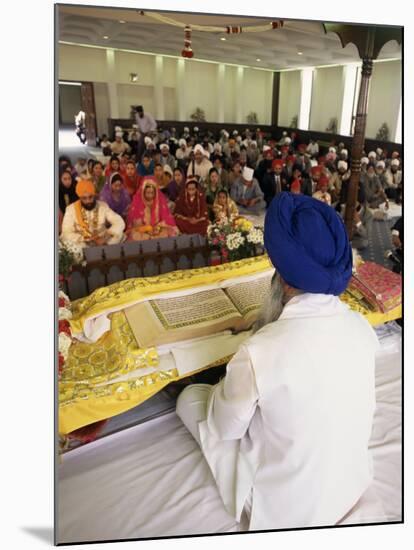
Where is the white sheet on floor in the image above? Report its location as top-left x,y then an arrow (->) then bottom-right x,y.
57,323 -> 401,544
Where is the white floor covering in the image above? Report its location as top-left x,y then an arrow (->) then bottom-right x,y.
57,322 -> 402,544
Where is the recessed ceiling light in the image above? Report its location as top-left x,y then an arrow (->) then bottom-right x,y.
256,58 -> 261,62
119,20 -> 126,24
297,51 -> 303,55
220,37 -> 227,41
103,36 -> 109,39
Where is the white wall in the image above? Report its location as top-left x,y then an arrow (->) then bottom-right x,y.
184,60 -> 218,122
224,65 -> 237,123
242,68 -> 273,125
117,83 -> 155,119
59,44 -> 108,82
366,60 -> 401,141
59,43 -> 273,126
309,66 -> 344,132
278,71 -> 301,127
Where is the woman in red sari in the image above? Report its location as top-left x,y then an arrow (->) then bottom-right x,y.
124,160 -> 141,198
174,178 -> 209,236
126,178 -> 179,241
105,155 -> 126,180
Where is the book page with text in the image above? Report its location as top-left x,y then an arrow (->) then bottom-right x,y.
150,288 -> 241,331
224,275 -> 272,317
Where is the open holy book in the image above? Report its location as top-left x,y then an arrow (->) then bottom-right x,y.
125,275 -> 272,349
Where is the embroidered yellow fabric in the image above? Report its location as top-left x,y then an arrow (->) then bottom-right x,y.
59,256 -> 401,435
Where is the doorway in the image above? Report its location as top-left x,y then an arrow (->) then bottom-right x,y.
59,80 -> 97,145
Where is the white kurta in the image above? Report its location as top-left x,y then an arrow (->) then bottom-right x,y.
176,293 -> 379,531
61,200 -> 125,248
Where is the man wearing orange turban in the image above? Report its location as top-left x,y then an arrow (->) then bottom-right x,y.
61,178 -> 125,248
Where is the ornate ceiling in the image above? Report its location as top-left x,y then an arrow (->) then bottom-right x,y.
58,6 -> 401,70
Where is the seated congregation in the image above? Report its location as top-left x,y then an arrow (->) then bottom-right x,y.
59,124 -> 403,252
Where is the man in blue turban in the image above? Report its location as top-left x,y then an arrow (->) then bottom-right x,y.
264,191 -> 353,295
177,192 -> 379,532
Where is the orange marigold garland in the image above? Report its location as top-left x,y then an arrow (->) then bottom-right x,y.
181,25 -> 194,58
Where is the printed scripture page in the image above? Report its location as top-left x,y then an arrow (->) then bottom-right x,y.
224,274 -> 272,317
125,288 -> 243,348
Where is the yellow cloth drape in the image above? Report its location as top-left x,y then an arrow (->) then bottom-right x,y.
59,256 -> 401,435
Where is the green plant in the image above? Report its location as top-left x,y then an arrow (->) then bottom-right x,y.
376,122 -> 390,141
290,115 -> 298,128
190,107 -> 206,122
326,117 -> 338,134
247,111 -> 258,124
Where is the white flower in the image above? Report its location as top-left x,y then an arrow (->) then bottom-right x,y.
59,307 -> 72,320
59,240 -> 84,264
247,227 -> 264,245
59,332 -> 72,360
226,233 -> 245,250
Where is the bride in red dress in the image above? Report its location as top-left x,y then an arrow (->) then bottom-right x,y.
126,178 -> 179,241
174,178 -> 209,236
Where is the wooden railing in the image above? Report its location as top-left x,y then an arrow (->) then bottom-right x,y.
64,235 -> 228,300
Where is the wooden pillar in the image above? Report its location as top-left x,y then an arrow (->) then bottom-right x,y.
344,57 -> 373,238
80,82 -> 97,146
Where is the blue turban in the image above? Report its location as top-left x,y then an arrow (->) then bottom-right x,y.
264,192 -> 352,295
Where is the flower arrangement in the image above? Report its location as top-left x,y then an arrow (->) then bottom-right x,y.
190,107 -> 206,122
59,240 -> 84,286
58,290 -> 73,380
207,217 -> 264,262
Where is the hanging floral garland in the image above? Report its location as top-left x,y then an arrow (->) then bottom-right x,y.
138,10 -> 284,58
181,25 -> 194,58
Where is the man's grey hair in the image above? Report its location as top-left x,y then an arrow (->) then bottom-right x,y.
252,271 -> 303,334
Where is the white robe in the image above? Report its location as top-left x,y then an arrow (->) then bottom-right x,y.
176,293 -> 379,531
61,200 -> 125,248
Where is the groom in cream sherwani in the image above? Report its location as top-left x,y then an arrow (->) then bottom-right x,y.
177,192 -> 379,531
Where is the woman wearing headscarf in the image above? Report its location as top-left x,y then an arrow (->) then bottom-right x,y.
174,178 -> 209,236
205,168 -> 223,220
105,155 -> 126,180
172,167 -> 186,198
123,160 -> 141,198
99,173 -> 131,220
212,189 -> 239,224
126,178 -> 179,241
59,168 -> 78,215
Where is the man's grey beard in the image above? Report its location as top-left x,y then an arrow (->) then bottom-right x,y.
252,271 -> 285,334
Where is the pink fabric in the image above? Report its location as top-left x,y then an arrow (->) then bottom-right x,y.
127,177 -> 177,229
